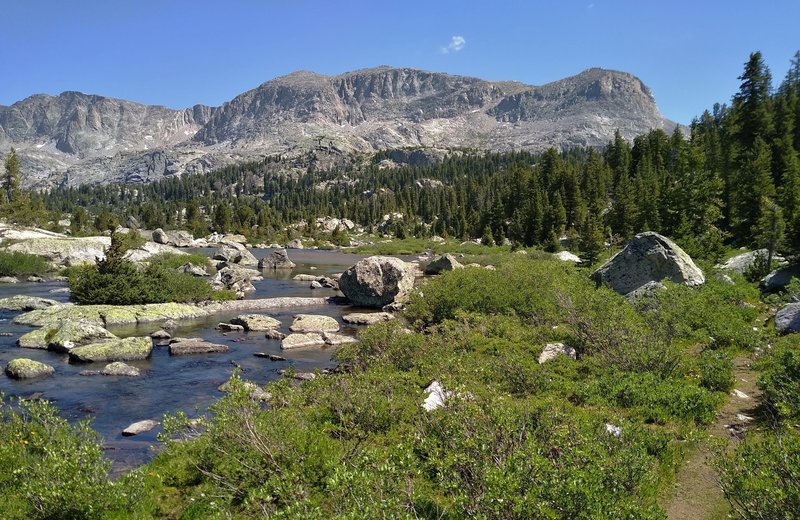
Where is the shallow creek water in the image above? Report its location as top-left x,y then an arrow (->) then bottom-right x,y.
0,249 -> 396,472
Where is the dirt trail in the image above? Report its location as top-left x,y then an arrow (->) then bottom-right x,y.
662,355 -> 761,520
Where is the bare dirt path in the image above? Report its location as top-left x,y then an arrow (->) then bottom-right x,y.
662,355 -> 761,520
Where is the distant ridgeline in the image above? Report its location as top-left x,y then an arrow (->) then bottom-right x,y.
9,50 -> 800,262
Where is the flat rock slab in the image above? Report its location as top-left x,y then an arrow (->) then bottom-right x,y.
5,358 -> 55,379
205,297 -> 331,313
68,337 -> 153,363
342,312 -> 395,325
322,332 -> 359,346
122,419 -> 158,436
290,314 -> 340,333
230,314 -> 281,331
17,328 -> 51,349
281,333 -> 326,350
169,338 -> 229,355
0,295 -> 60,311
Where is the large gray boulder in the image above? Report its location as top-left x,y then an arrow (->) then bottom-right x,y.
259,248 -> 296,270
760,265 -> 800,293
152,228 -> 169,244
338,256 -> 415,308
213,243 -> 258,266
211,265 -> 260,298
775,303 -> 800,334
717,249 -> 785,275
592,232 -> 705,295
424,254 -> 464,275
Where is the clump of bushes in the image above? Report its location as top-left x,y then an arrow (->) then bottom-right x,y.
0,251 -> 49,277
0,395 -> 143,519
69,232 -> 233,304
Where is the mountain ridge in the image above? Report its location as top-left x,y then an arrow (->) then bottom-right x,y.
0,66 -> 675,188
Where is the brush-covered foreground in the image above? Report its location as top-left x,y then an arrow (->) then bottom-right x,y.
0,254 -> 790,519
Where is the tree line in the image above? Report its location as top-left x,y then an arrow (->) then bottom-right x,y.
3,50 -> 799,263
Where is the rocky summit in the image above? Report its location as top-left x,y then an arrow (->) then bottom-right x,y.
0,67 -> 675,188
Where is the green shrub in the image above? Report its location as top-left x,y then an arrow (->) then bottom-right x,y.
148,252 -> 212,271
695,349 -> 735,392
758,337 -> 800,421
715,428 -> 800,520
0,251 -> 49,276
69,232 -> 230,304
0,395 -> 143,519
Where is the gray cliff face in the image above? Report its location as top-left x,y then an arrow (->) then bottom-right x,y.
0,67 -> 675,188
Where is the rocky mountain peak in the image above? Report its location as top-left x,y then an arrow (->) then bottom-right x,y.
0,66 -> 674,188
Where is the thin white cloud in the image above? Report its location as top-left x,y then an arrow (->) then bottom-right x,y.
440,35 -> 466,54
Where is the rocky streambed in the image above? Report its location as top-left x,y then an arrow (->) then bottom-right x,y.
0,249 -> 401,472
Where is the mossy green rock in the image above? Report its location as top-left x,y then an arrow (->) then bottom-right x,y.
17,327 -> 53,349
48,320 -> 117,352
68,337 -> 153,363
5,358 -> 55,379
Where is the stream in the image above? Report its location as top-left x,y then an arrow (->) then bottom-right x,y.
0,249 -> 393,472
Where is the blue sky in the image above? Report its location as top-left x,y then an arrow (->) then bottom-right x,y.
1,0 -> 798,124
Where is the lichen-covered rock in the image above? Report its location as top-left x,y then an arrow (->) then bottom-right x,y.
424,254 -> 464,275
17,328 -> 51,349
775,303 -> 800,334
68,337 -> 153,363
168,338 -> 229,355
13,302 -> 210,328
5,358 -> 55,379
342,312 -> 395,325
538,343 -> 577,364
290,314 -> 340,333
0,295 -> 60,311
259,248 -> 296,270
286,239 -> 304,249
281,332 -> 326,349
102,362 -> 141,376
624,281 -> 665,301
230,314 -> 281,331
592,232 -> 704,295
48,320 -> 117,353
339,256 -> 415,308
